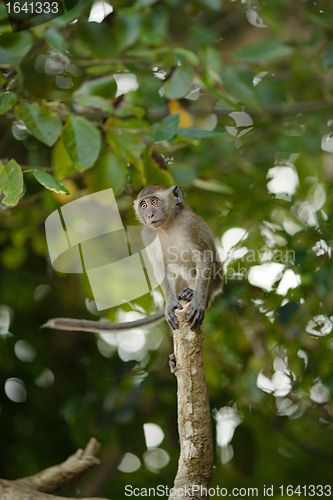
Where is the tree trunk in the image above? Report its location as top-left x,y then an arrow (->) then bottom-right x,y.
169,302 -> 214,500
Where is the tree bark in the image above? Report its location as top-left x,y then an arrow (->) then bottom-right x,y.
169,302 -> 214,500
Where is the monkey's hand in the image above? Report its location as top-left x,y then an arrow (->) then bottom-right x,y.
166,299 -> 183,330
187,299 -> 206,330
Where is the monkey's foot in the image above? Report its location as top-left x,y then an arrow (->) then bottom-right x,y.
187,299 -> 206,329
166,300 -> 183,330
178,287 -> 194,301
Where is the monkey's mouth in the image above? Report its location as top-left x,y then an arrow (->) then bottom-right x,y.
149,219 -> 162,227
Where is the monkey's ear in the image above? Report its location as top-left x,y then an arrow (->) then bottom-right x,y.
171,185 -> 183,204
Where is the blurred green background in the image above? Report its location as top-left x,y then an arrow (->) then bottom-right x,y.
0,0 -> 332,497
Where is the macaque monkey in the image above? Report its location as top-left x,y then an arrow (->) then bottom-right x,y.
134,185 -> 222,329
45,185 -> 222,333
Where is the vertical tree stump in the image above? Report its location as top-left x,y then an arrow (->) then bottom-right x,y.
169,302 -> 214,500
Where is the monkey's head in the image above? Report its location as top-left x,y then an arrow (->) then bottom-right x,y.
134,185 -> 183,228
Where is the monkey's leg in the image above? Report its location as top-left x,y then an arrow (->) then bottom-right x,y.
161,271 -> 183,330
178,287 -> 194,301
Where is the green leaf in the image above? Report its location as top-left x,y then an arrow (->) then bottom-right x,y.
141,8 -> 168,45
193,178 -> 234,195
0,159 -> 23,207
234,39 -> 294,63
200,46 -> 222,73
168,162 -> 196,187
0,24 -> 12,35
15,103 -> 62,146
44,29 -> 69,52
198,0 -> 222,10
73,95 -> 114,114
222,67 -> 261,110
199,77 -> 238,110
31,170 -> 69,195
115,106 -> 146,119
140,147 -> 174,186
85,152 -> 126,196
86,65 -> 114,76
153,114 -> 180,142
62,115 -> 102,172
173,48 -> 199,66
0,48 -> 22,89
53,0 -> 86,25
0,92 -> 17,115
0,32 -> 33,58
164,66 -> 195,100
302,10 -> 333,29
75,20 -> 118,59
178,128 -> 224,138
75,76 -> 117,99
105,117 -> 144,166
188,24 -> 218,45
116,10 -> 143,49
51,137 -> 76,178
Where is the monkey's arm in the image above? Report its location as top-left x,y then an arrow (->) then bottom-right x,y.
43,309 -> 165,333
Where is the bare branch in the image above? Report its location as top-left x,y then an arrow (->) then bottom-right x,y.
15,438 -> 101,494
0,480 -> 109,500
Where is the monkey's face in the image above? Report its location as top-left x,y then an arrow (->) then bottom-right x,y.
136,196 -> 165,228
134,185 -> 183,228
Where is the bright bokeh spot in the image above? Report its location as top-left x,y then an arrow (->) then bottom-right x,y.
88,1 -> 113,23
143,448 -> 170,472
143,423 -> 164,449
222,227 -> 248,252
114,74 -> 139,96
118,452 -> 141,473
276,269 -> 301,295
4,378 -> 27,403
310,382 -> 330,404
248,263 -> 284,292
267,166 -> 299,195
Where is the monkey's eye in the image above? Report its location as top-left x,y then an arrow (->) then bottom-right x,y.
151,199 -> 158,205
141,202 -> 147,209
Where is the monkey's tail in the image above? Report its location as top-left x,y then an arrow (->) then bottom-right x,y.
43,309 -> 166,333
